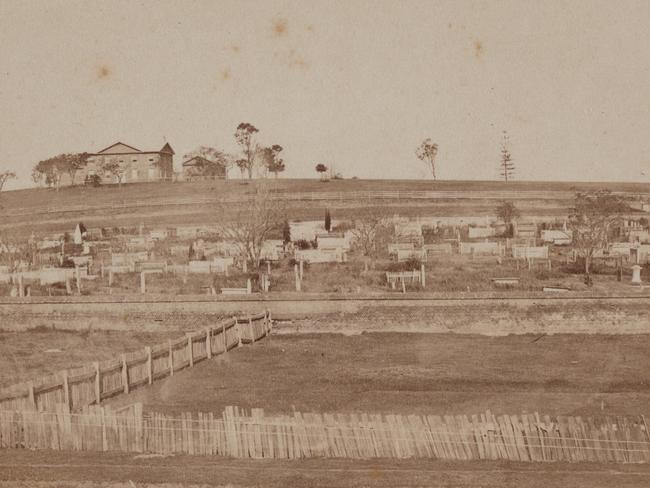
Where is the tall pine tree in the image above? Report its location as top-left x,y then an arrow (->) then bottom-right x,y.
499,131 -> 515,182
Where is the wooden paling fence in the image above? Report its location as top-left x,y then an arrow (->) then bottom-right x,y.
0,312 -> 271,413
2,405 -> 650,463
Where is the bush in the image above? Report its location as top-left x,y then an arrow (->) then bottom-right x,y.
84,174 -> 102,187
386,257 -> 422,272
293,239 -> 313,250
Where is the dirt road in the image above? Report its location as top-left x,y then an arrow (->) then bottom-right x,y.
2,449 -> 650,487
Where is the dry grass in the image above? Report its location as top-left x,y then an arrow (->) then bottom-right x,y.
105,331 -> 650,418
0,328 -> 174,388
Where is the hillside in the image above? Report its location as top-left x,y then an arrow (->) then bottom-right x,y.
1,178 -> 648,236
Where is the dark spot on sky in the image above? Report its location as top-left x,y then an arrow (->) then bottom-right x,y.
221,69 -> 231,81
230,44 -> 240,54
273,18 -> 288,37
97,65 -> 111,80
473,40 -> 483,59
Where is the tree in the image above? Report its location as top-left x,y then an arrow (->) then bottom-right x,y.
33,155 -> 65,191
351,204 -> 390,271
496,200 -> 520,237
65,153 -> 89,186
101,158 -> 126,187
416,138 -> 439,179
217,184 -> 286,267
568,190 -> 629,275
0,170 -> 16,207
0,171 -> 16,194
499,131 -> 515,182
282,220 -> 291,244
234,122 -> 259,179
315,163 -> 328,180
257,144 -> 285,178
324,209 -> 332,232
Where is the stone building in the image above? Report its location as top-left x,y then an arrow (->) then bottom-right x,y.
84,142 -> 174,184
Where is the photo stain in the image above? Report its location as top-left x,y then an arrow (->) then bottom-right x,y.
96,65 -> 112,80
230,44 -> 240,54
221,69 -> 231,81
473,40 -> 483,59
273,18 -> 288,37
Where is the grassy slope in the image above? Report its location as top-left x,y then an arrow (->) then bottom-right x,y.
1,178 -> 648,236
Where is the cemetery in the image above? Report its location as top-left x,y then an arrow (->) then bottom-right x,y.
1,206 -> 650,298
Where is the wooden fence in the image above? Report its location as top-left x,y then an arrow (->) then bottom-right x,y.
2,405 -> 650,463
0,312 -> 271,413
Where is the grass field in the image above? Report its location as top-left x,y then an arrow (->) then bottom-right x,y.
104,331 -> 650,418
0,328 -> 178,388
1,178 -> 647,235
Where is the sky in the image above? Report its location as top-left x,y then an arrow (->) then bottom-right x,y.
1,0 -> 650,189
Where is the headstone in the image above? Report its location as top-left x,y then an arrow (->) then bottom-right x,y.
631,265 -> 642,285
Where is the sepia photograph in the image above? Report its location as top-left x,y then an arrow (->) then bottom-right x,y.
1,0 -> 650,486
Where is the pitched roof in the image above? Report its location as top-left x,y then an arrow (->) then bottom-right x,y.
95,142 -> 142,154
182,156 -> 215,167
160,142 -> 175,155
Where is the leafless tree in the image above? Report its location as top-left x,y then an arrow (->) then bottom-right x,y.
217,184 -> 286,267
351,204 -> 390,271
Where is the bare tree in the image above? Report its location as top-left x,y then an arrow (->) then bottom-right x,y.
351,204 -> 390,271
0,171 -> 16,193
234,122 -> 259,179
569,190 -> 629,275
0,170 -> 16,208
416,138 -> 439,179
217,184 -> 286,267
499,131 -> 515,182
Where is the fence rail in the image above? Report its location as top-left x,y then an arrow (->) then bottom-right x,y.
2,404 -> 650,464
0,312 -> 272,413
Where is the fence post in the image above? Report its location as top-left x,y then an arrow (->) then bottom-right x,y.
205,327 -> 212,359
299,260 -> 304,280
421,264 -> 426,288
27,381 -> 36,410
145,346 -> 152,384
223,321 -> 228,353
121,354 -> 129,394
75,266 -> 81,294
246,278 -> 252,294
168,339 -> 174,376
62,370 -> 71,412
294,264 -> 301,292
249,316 -> 255,343
235,317 -> 242,347
94,361 -> 101,405
140,272 -> 146,294
267,310 -> 273,333
187,334 -> 193,367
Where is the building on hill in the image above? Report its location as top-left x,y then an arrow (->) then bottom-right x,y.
84,142 -> 174,184
181,156 -> 228,181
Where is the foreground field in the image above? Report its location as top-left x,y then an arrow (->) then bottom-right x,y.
105,332 -> 650,418
3,450 -> 650,488
0,328 -> 178,388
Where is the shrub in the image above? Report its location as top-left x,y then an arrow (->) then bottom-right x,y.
386,257 -> 422,272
